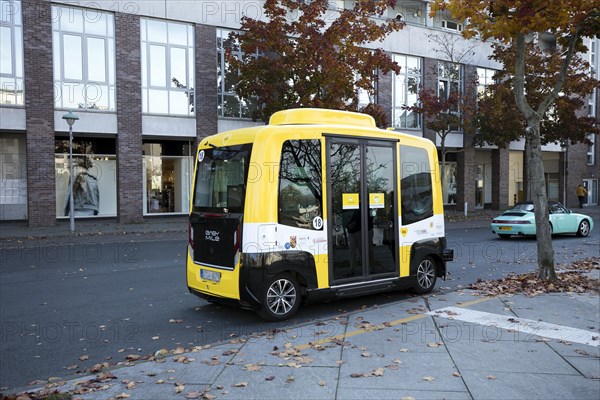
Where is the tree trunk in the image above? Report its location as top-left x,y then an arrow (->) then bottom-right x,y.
524,120 -> 557,280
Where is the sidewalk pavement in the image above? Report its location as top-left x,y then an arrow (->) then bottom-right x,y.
10,276 -> 600,400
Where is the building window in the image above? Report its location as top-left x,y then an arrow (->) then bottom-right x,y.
0,133 -> 27,220
392,54 -> 422,129
217,28 -> 260,119
52,5 -> 115,111
0,0 -> 24,105
441,20 -> 462,32
55,137 -> 117,217
143,141 -> 193,214
588,134 -> 596,165
278,140 -> 322,230
141,18 -> 195,116
438,61 -> 463,131
477,67 -> 496,98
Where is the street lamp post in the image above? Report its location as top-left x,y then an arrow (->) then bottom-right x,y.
62,110 -> 79,232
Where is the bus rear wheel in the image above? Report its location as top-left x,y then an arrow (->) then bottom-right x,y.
257,273 -> 301,321
413,256 -> 437,294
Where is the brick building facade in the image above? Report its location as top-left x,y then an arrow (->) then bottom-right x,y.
0,0 -> 598,226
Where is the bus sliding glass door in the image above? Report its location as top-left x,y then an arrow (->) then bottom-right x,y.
327,138 -> 398,284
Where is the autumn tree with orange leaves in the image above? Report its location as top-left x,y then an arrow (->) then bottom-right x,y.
431,0 -> 600,280
227,0 -> 403,126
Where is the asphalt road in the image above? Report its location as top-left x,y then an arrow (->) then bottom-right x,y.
1,226 -> 598,390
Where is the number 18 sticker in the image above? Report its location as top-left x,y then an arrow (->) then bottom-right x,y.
312,216 -> 323,230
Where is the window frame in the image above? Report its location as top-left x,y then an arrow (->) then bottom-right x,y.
52,4 -> 116,111
0,0 -> 24,106
277,139 -> 323,231
587,133 -> 596,166
441,20 -> 463,32
437,60 -> 463,132
392,54 -> 422,130
141,18 -> 195,116
216,28 -> 261,119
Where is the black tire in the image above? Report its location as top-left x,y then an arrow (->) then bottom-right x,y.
413,256 -> 437,294
257,273 -> 301,321
576,220 -> 591,237
498,234 -> 511,239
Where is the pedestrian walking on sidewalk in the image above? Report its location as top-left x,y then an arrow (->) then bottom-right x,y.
576,184 -> 587,208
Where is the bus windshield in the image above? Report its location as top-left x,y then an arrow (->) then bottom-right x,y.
193,144 -> 252,213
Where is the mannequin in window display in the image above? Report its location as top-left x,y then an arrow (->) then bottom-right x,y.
64,156 -> 100,216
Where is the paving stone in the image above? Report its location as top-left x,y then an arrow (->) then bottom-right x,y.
460,370 -> 600,400
210,364 -> 338,399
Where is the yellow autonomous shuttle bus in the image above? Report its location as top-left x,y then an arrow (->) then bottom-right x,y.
187,109 -> 453,320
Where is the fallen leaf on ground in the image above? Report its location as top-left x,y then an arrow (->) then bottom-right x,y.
79,355 -> 89,361
422,376 -> 436,381
233,382 -> 248,387
373,368 -> 385,377
453,371 -> 462,377
244,363 -> 262,371
115,393 -> 130,399
319,380 -> 326,386
175,384 -> 185,393
486,375 -> 497,380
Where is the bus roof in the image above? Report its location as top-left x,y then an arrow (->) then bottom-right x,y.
199,108 -> 434,149
269,108 -> 376,127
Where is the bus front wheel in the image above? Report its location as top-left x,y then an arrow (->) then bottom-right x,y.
413,256 -> 437,294
257,273 -> 301,321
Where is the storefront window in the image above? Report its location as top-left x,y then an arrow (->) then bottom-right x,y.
0,133 -> 27,220
441,161 -> 457,205
143,141 -> 193,214
55,137 -> 117,217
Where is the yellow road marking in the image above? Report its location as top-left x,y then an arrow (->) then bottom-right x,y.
455,296 -> 493,308
295,296 -> 495,351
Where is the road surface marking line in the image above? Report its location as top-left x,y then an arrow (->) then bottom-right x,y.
427,306 -> 599,347
455,296 -> 493,308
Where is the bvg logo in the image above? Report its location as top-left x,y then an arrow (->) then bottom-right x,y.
205,230 -> 220,242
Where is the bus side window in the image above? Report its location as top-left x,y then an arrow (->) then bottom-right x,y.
400,146 -> 433,225
278,139 -> 323,230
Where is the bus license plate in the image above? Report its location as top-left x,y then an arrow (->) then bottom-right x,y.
200,269 -> 221,282
499,226 -> 512,231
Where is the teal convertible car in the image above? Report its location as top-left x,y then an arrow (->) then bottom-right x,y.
491,201 -> 594,239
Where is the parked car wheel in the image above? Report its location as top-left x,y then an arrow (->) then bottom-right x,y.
257,273 -> 301,321
413,256 -> 437,294
576,220 -> 591,237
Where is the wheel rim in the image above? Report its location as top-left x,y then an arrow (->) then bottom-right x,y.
266,279 -> 296,316
580,221 -> 590,236
417,259 -> 435,289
